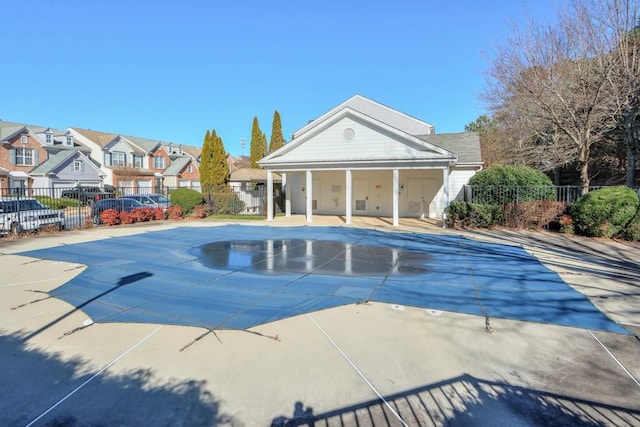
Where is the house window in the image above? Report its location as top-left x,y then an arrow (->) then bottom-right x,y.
112,151 -> 126,166
45,133 -> 52,144
15,148 -> 34,166
73,160 -> 83,172
21,134 -> 28,144
133,155 -> 142,168
187,165 -> 193,173
66,135 -> 73,146
154,156 -> 165,169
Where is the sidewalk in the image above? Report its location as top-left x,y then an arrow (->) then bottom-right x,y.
1,215 -> 639,426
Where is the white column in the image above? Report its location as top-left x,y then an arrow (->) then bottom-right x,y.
267,170 -> 274,221
306,170 -> 313,223
345,169 -> 352,224
442,167 -> 451,229
283,173 -> 291,217
392,168 -> 399,227
442,166 -> 450,213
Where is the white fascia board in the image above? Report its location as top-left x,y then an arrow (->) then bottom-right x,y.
262,158 -> 455,171
292,95 -> 434,139
260,107 -> 452,167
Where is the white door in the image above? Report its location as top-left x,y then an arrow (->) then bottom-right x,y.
408,179 -> 439,218
353,178 -> 369,213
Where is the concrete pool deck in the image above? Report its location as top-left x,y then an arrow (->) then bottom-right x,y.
1,216 -> 639,426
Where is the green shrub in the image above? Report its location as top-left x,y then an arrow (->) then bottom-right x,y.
169,188 -> 204,214
36,195 -> 79,209
468,165 -> 555,205
445,201 -> 503,228
208,191 -> 246,215
618,207 -> 640,241
571,186 -> 639,238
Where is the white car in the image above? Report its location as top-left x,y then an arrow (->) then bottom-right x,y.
0,198 -> 65,234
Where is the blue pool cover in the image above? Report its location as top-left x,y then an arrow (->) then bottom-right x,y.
19,225 -> 628,334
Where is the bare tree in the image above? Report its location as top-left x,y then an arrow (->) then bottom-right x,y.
485,0 -> 619,193
599,0 -> 640,186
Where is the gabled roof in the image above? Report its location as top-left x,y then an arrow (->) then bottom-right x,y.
181,145 -> 202,159
162,156 -> 191,176
0,121 -> 27,141
30,150 -> 103,176
71,128 -> 119,148
417,132 -> 482,164
293,95 -> 435,139
260,107 -> 455,169
122,135 -> 161,153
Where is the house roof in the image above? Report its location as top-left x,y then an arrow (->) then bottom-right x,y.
0,121 -> 27,140
163,156 -> 191,176
229,168 -> 281,182
260,107 -> 455,170
71,128 -> 119,148
30,150 -> 104,176
293,95 -> 435,139
417,132 -> 482,164
181,145 -> 202,159
122,135 -> 161,153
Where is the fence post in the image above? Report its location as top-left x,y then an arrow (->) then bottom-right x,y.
516,186 -> 520,228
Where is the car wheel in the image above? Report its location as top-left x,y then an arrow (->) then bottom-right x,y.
92,214 -> 101,225
86,199 -> 94,207
10,223 -> 23,235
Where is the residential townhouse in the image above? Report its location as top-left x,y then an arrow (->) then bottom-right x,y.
0,120 -> 201,196
69,128 -> 202,193
0,121 -> 100,196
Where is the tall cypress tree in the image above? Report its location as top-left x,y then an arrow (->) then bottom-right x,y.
249,117 -> 265,168
268,110 -> 285,154
212,132 -> 228,185
200,129 -> 214,197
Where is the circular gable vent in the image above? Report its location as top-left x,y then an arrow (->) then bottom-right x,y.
343,128 -> 355,141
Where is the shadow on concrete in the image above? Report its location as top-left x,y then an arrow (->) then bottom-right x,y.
271,373 -> 640,426
0,331 -> 236,426
464,229 -> 640,288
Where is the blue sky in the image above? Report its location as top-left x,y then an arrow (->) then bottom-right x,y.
1,0 -> 559,156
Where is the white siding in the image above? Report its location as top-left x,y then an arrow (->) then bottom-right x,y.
294,95 -> 434,138
281,117 -> 433,163
449,167 -> 478,201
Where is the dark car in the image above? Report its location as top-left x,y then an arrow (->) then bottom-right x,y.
61,185 -> 116,206
120,194 -> 171,211
90,198 -> 145,224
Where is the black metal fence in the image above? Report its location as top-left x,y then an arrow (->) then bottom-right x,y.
0,185 -> 272,235
463,185 -> 640,229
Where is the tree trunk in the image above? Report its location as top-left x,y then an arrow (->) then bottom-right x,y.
626,144 -> 637,187
579,145 -> 590,195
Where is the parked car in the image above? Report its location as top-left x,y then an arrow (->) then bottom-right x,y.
90,198 -> 145,224
61,185 -> 116,206
120,194 -> 171,211
0,198 -> 65,234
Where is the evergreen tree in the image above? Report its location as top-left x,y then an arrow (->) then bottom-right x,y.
212,132 -> 228,185
249,117 -> 265,168
268,110 -> 285,153
200,129 -> 214,197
